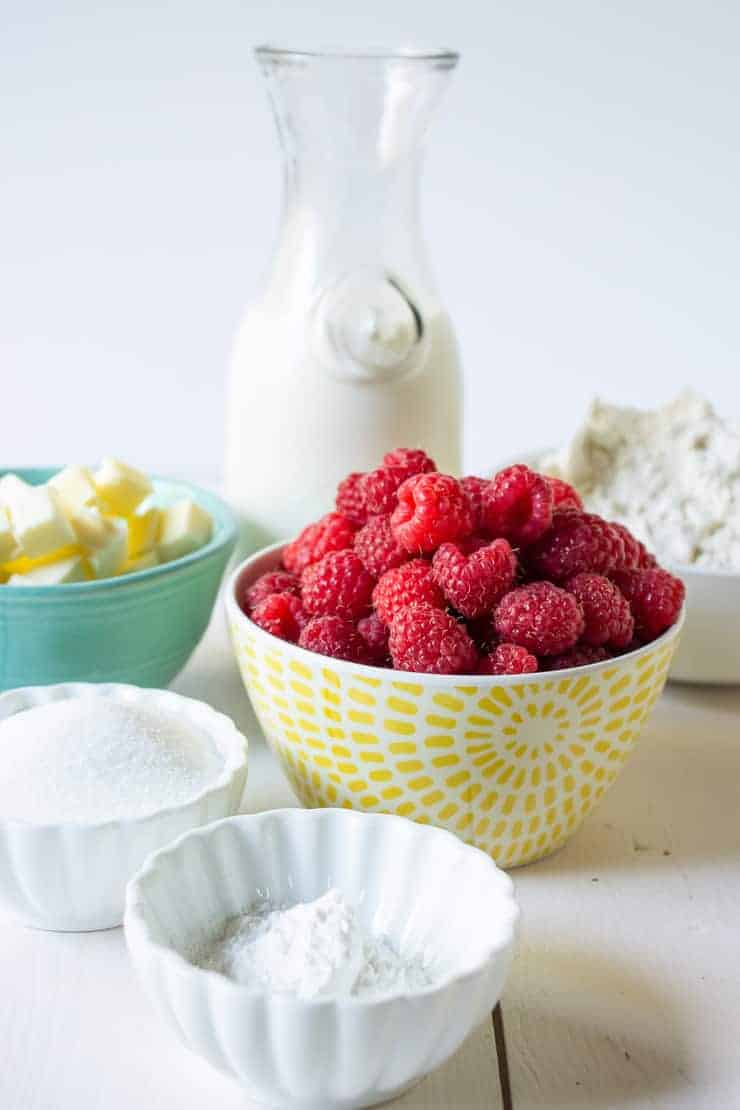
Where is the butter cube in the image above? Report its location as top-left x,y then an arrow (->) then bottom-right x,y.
7,554 -> 88,586
85,519 -> 128,580
93,458 -> 152,516
48,465 -> 97,510
67,505 -> 111,550
0,477 -> 76,560
157,500 -> 213,563
123,550 -> 159,574
127,506 -> 161,558
64,503 -> 127,580
0,507 -> 16,562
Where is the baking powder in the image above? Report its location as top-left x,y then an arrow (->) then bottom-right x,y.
191,888 -> 435,999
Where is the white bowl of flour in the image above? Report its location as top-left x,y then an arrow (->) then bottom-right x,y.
124,808 -> 519,1110
517,391 -> 740,684
0,684 -> 248,930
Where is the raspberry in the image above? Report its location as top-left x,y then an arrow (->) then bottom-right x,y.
611,568 -> 685,641
298,616 -> 371,663
283,512 -> 356,575
546,476 -> 583,512
360,448 -> 436,516
483,465 -> 553,546
565,572 -> 634,648
373,559 -> 444,626
478,643 -> 538,675
609,522 -> 642,570
431,538 -> 517,619
527,511 -> 620,581
389,603 -> 478,675
591,517 -> 625,571
354,514 -> 407,578
543,645 -> 610,670
357,613 -> 390,665
250,592 -> 306,642
301,550 -> 375,619
360,468 -> 402,516
382,447 -> 436,476
494,581 -> 585,656
460,476 -> 490,531
609,522 -> 657,571
335,472 -> 368,526
391,473 -> 472,553
236,569 -> 300,615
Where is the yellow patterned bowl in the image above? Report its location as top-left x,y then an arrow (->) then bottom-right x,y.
226,545 -> 683,868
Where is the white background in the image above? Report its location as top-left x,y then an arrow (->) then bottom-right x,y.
3,11 -> 740,1106
3,0 -> 739,476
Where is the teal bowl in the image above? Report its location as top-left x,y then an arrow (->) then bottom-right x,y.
0,469 -> 237,692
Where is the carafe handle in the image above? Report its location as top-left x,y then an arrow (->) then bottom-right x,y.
311,268 -> 426,383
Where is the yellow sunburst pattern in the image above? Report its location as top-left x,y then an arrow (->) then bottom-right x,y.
230,622 -> 678,867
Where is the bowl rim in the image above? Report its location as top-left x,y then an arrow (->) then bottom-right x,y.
500,448 -> 738,581
0,683 -> 248,831
124,807 -> 520,1009
0,468 -> 237,593
226,542 -> 685,685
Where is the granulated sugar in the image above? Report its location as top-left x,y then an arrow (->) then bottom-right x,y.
542,391 -> 740,569
0,697 -> 222,822
191,888 -> 435,999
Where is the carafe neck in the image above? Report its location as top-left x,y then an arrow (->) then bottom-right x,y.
269,156 -> 424,303
257,46 -> 458,307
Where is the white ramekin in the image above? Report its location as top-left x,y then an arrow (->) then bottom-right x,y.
666,563 -> 740,684
0,683 -> 248,931
124,808 -> 519,1110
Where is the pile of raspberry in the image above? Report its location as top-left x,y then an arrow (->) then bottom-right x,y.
236,449 -> 685,676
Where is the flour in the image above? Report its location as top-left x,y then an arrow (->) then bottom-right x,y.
0,697 -> 222,822
541,391 -> 740,569
191,888 -> 435,999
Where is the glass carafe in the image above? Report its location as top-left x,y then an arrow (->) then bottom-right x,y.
225,45 -> 463,551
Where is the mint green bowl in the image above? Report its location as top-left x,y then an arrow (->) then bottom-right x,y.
0,469 -> 237,693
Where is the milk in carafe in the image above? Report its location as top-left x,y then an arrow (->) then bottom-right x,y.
225,46 -> 463,550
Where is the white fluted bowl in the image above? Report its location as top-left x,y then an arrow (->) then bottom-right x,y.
0,684 -> 248,931
124,808 -> 519,1110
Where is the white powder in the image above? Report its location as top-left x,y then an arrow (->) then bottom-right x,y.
0,697 -> 222,822
191,888 -> 435,999
541,391 -> 740,569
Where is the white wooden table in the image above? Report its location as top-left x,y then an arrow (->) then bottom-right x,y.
2,604 -> 739,1109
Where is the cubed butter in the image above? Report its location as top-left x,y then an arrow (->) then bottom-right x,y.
67,505 -> 135,583
66,505 -> 111,550
7,554 -> 89,586
157,500 -> 213,562
48,465 -> 97,510
123,550 -> 159,574
0,477 -> 76,560
0,507 -> 16,562
93,458 -> 152,516
127,506 -> 161,558
85,519 -> 128,580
